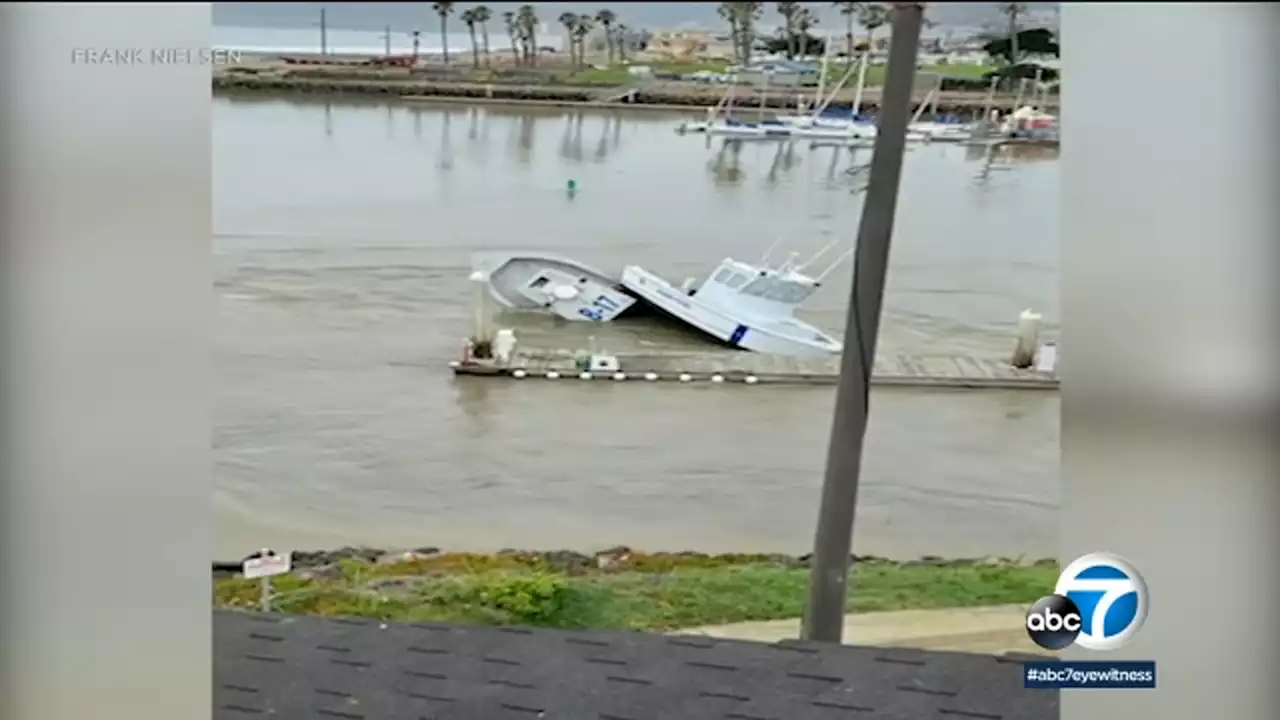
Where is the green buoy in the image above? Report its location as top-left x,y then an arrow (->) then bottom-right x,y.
566,178 -> 578,194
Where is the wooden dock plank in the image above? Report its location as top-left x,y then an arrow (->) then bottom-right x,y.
454,348 -> 1058,391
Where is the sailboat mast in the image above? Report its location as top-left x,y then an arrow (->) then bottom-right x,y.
811,63 -> 859,119
814,39 -> 832,109
911,85 -> 934,124
851,51 -> 871,118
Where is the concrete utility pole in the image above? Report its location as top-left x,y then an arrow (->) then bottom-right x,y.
319,8 -> 329,56
801,2 -> 925,643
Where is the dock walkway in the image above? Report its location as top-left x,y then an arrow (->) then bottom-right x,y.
451,349 -> 1059,390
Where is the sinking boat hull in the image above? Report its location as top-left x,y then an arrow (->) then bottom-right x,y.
473,254 -> 639,322
619,266 -> 842,358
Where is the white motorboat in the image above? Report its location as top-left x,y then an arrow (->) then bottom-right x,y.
619,256 -> 842,358
474,253 -> 638,322
789,122 -> 877,141
706,118 -> 793,138
907,120 -> 975,142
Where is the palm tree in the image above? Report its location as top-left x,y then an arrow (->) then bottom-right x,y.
739,3 -> 764,62
432,2 -> 455,65
833,2 -> 857,65
503,11 -> 520,65
473,5 -> 493,67
724,2 -> 762,64
1000,2 -> 1028,65
717,3 -> 742,63
461,8 -> 482,68
615,24 -> 629,62
573,16 -> 595,68
775,1 -> 799,59
596,9 -> 617,64
558,12 -> 579,67
793,7 -> 816,57
517,5 -> 538,67
855,2 -> 888,55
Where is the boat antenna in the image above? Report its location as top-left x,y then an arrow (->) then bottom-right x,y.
815,247 -> 856,281
758,233 -> 786,267
777,251 -> 801,273
799,237 -> 842,271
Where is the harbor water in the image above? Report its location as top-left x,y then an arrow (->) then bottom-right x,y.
214,95 -> 1060,561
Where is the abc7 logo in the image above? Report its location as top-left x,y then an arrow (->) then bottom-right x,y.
1028,552 -> 1149,651
1024,595 -> 1083,650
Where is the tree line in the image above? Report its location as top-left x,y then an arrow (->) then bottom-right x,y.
425,2 -> 1056,74
429,2 -> 632,69
721,3 -> 1056,67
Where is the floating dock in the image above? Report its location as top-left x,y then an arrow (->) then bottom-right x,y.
450,350 -> 1058,391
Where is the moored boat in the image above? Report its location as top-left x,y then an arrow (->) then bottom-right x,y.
618,256 -> 842,358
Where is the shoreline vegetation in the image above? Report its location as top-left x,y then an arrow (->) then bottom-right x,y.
213,547 -> 1058,632
212,55 -> 1059,115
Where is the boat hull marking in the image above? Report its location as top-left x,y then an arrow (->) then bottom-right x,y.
729,324 -> 749,346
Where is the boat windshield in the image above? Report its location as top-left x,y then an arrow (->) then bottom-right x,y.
763,283 -> 809,302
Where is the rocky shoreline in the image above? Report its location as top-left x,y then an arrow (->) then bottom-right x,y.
212,545 -> 1058,578
213,73 -> 1059,115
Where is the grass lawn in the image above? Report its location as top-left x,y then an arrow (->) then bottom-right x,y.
214,552 -> 1057,631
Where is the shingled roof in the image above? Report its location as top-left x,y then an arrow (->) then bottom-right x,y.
214,610 -> 1057,719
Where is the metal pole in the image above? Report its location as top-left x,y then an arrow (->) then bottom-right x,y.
801,2 -> 924,644
320,9 -> 328,56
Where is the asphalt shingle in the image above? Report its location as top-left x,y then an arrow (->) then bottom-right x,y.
213,610 -> 1057,720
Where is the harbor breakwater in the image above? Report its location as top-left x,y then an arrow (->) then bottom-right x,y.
212,72 -> 1060,115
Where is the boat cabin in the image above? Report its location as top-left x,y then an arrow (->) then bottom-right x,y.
693,258 -> 819,315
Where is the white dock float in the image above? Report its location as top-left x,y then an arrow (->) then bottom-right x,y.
450,349 -> 1059,391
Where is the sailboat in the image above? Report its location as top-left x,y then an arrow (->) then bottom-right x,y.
776,48 -> 877,142
904,75 -> 988,142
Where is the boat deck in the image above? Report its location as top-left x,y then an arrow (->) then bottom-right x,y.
451,349 -> 1059,390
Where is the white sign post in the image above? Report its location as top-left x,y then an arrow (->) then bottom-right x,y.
242,548 -> 292,612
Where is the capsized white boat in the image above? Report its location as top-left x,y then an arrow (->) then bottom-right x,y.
619,256 -> 842,358
474,253 -> 637,322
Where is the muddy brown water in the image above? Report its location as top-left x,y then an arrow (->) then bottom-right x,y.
214,95 -> 1059,561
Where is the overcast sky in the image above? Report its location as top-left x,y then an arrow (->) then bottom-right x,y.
213,2 -> 1060,38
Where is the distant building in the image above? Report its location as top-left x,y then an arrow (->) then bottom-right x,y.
647,29 -> 735,61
